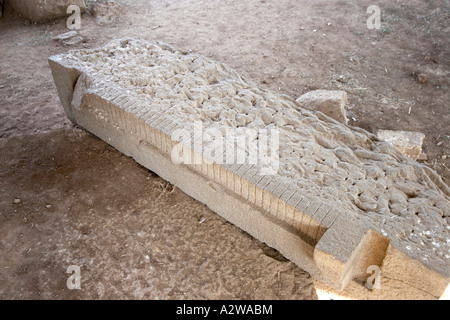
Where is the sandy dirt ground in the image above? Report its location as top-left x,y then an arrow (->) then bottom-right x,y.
0,0 -> 448,299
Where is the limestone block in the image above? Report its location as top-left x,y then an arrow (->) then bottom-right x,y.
49,38 -> 449,299
377,130 -> 425,160
9,0 -> 86,22
296,90 -> 348,124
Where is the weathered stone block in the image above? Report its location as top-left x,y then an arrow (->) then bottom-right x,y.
296,90 -> 348,124
9,0 -> 86,22
49,38 -> 449,299
377,130 -> 426,160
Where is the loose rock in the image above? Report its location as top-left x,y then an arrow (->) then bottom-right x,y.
296,90 -> 348,124
53,31 -> 84,46
417,73 -> 428,83
377,130 -> 425,160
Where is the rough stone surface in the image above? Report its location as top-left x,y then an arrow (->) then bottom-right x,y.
296,90 -> 348,125
49,38 -> 450,299
9,0 -> 86,22
377,130 -> 426,160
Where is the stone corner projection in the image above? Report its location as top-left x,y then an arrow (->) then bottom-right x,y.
48,38 -> 449,300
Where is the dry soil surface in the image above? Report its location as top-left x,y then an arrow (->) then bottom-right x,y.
0,0 -> 448,299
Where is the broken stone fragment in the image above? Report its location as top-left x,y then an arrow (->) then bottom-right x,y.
53,31 -> 78,41
377,130 -> 426,160
296,90 -> 348,124
9,0 -> 86,23
62,35 -> 84,46
53,31 -> 84,46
